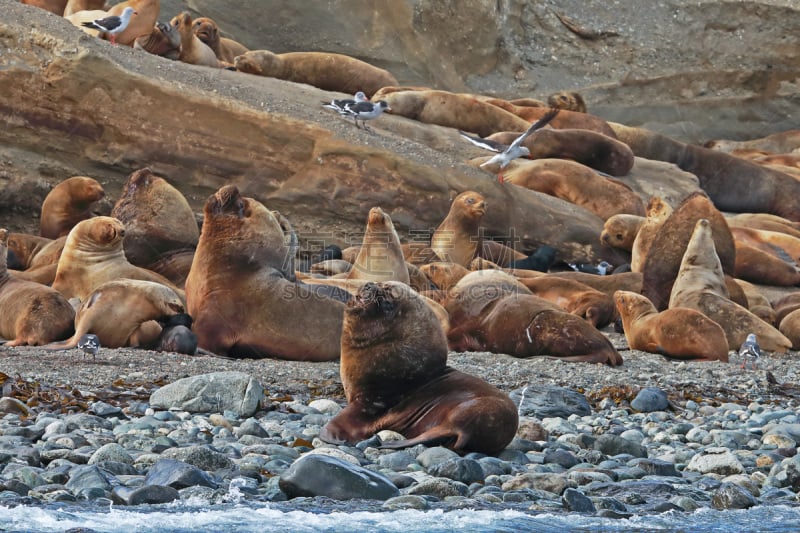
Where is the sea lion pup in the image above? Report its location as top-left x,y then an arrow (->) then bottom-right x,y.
0,229 -> 74,346
517,276 -> 616,328
631,197 -> 672,272
192,16 -> 248,63
111,168 -> 198,287
346,207 -> 410,284
614,291 -> 729,362
601,214 -> 645,251
185,185 -> 344,360
44,279 -> 184,350
704,130 -> 800,154
51,216 -> 183,302
170,12 -> 221,68
134,21 -> 180,60
547,91 -> 587,113
379,90 -> 532,137
319,281 -> 518,455
500,159 -> 645,219
234,50 -> 398,99
445,270 -> 622,364
641,192 -> 735,311
40,176 -> 105,239
669,219 -> 791,353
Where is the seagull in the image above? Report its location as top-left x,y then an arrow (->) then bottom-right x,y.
322,91 -> 368,115
81,7 -> 138,45
567,260 -> 613,275
77,333 -> 101,360
459,107 -> 560,181
739,333 -> 761,370
341,100 -> 391,132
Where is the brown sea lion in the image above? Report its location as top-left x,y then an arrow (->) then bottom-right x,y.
311,259 -> 352,277
518,276 -> 616,328
22,0 -> 67,14
773,292 -> 800,324
6,233 -> 53,270
726,213 -> 800,239
601,214 -> 645,251
615,290 -> 729,362
546,271 -> 644,298
445,270 -> 622,364
44,279 -> 184,350
631,197 -> 672,273
431,191 -> 486,268
419,262 -> 470,291
185,185 -> 344,360
508,97 -> 547,108
346,207 -> 410,284
63,0 -> 107,17
51,216 -> 183,302
0,229 -> 74,346
192,16 -> 248,63
67,0 -> 159,46
704,130 -> 800,154
612,123 -> 800,221
733,241 -> 800,287
779,309 -> 800,349
500,158 -> 645,219
40,176 -> 105,239
735,278 -> 777,326
642,192 -> 735,311
468,257 -> 544,279
234,50 -> 397,98
170,12 -> 221,68
319,281 -> 518,454
110,168 -> 198,287
731,227 -> 800,264
669,219 -> 791,352
134,21 -> 180,60
547,91 -> 587,113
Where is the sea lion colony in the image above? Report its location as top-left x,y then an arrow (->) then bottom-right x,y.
8,1 -> 800,453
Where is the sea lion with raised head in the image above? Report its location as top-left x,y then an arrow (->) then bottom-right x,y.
40,176 -> 105,239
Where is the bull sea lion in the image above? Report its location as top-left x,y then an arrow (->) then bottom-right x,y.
234,50 -> 397,98
346,207 -> 409,284
0,229 -> 74,346
40,176 -> 105,239
44,279 -> 184,350
171,12 -> 221,68
601,214 -> 645,251
185,185 -> 344,360
192,16 -> 248,63
669,219 -> 791,352
51,216 -> 183,302
319,281 -> 518,454
614,290 -> 729,362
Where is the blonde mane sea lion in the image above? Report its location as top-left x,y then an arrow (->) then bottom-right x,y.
346,207 -> 409,284
0,229 -> 74,346
170,12 -> 221,68
615,290 -> 729,362
192,16 -> 248,63
51,216 -> 183,302
235,50 -> 397,98
669,219 -> 791,352
40,176 -> 105,239
319,281 -> 518,454
185,185 -> 344,360
631,197 -> 672,272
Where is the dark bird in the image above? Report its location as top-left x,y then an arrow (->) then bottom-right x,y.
322,91 -> 368,114
567,260 -> 613,275
739,333 -> 761,370
341,100 -> 391,132
81,7 -> 137,45
77,333 -> 100,359
508,245 -> 558,272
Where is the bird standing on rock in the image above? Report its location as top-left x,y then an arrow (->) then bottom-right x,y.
341,100 -> 391,132
81,7 -> 138,46
77,334 -> 101,360
739,333 -> 761,370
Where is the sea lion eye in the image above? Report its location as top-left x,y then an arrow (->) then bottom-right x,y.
616,233 -> 623,240
466,198 -> 475,204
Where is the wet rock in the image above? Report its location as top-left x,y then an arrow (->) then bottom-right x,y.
149,372 -> 263,417
279,454 -> 399,500
686,448 -> 745,476
593,434 -> 647,458
630,388 -> 669,412
112,484 -> 180,505
406,478 -> 469,499
426,457 -> 485,485
382,494 -> 430,510
161,445 -> 234,471
501,473 -> 568,495
65,465 -> 116,494
510,386 -> 591,418
88,443 -> 134,466
711,482 -> 758,510
562,487 -> 596,512
144,459 -> 218,490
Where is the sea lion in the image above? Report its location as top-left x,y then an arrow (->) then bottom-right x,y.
611,123 -> 800,221
480,128 -> 633,176
44,279 -> 184,350
614,290 -> 729,362
773,292 -> 800,325
310,259 -> 352,277
631,197 -> 672,273
110,168 -> 198,286
779,309 -> 800,349
6,233 -> 53,270
9,235 -> 67,285
63,0 -> 107,17
445,270 -> 622,364
51,216 -> 183,302
601,214 -> 645,251
734,278 -> 777,326
732,241 -> 800,287
185,185 -> 344,360
346,207 -> 409,284
508,97 -> 547,108
726,213 -> 800,239
500,158 -> 645,219
730,226 -> 800,263
547,91 -> 587,113
379,90 -> 532,137
134,21 -> 180,60
170,12 -> 221,68
104,0 -> 160,47
641,192 -> 735,311
319,281 -> 518,454
0,229 -> 74,346
419,262 -> 470,291
546,271 -> 644,298
704,130 -> 800,154
234,50 -> 397,98
669,219 -> 791,352
518,276 -> 616,328
192,16 -> 248,63
40,176 -> 105,239
431,191 -> 486,268
21,0 -> 67,15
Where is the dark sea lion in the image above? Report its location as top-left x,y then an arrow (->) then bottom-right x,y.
319,281 -> 519,454
40,176 -> 105,239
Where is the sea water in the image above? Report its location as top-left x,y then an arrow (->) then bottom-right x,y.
1,503 -> 800,533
